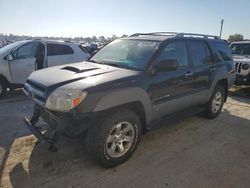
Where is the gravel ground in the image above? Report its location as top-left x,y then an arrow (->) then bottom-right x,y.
0,87 -> 250,188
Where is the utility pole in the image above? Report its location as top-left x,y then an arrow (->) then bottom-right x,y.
220,19 -> 224,38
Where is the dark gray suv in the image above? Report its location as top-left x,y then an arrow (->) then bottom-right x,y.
23,32 -> 235,167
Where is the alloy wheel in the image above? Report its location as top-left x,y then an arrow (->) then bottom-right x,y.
106,121 -> 135,158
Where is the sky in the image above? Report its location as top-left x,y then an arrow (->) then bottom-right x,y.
0,0 -> 250,39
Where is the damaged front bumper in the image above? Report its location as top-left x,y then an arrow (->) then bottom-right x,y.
23,105 -> 95,152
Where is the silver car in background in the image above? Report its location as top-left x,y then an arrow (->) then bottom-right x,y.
0,39 -> 90,98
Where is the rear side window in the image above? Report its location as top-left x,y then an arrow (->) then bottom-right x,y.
214,42 -> 232,61
189,41 -> 207,65
47,44 -> 74,56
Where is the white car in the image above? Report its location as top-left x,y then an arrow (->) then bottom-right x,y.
230,41 -> 250,85
0,39 -> 90,98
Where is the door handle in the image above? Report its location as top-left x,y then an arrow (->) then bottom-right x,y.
185,72 -> 194,77
210,67 -> 216,72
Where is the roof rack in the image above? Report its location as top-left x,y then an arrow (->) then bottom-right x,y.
176,33 -> 220,40
130,32 -> 221,40
130,32 -> 177,37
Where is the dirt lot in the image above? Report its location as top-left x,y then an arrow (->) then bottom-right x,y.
0,87 -> 250,188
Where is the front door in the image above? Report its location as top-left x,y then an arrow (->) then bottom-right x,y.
9,42 -> 40,84
150,40 -> 196,120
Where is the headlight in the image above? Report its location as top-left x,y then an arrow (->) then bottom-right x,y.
242,63 -> 250,70
45,88 -> 87,112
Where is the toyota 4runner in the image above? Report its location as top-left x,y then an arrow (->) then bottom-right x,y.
23,32 -> 235,167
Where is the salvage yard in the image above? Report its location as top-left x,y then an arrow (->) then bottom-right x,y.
0,87 -> 250,188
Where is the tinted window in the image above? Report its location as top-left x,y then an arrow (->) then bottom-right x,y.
47,44 -> 74,56
230,43 -> 250,55
158,41 -> 188,67
214,42 -> 232,61
190,41 -> 207,65
204,43 -> 214,63
13,42 -> 40,60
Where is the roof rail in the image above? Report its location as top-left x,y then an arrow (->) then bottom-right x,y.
176,33 -> 220,39
130,32 -> 221,40
130,32 -> 177,37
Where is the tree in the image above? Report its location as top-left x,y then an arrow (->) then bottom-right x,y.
121,34 -> 128,38
112,35 -> 118,40
228,34 -> 244,42
92,36 -> 97,42
98,36 -> 106,43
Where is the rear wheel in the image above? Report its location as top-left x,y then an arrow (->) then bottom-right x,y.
86,108 -> 142,168
205,85 -> 226,119
0,78 -> 7,99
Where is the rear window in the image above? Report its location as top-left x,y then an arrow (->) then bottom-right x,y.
47,43 -> 74,56
230,43 -> 250,55
213,42 -> 232,61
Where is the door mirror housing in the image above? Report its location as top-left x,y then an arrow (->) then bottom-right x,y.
6,54 -> 14,61
155,59 -> 179,72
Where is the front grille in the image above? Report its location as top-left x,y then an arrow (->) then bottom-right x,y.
24,80 -> 47,106
235,62 -> 243,73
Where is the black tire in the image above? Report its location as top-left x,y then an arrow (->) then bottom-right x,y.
0,78 -> 7,99
86,108 -> 142,168
205,85 -> 226,119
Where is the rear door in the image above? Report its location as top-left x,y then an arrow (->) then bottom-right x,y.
9,42 -> 40,84
150,40 -> 196,120
46,43 -> 75,67
188,40 -> 217,104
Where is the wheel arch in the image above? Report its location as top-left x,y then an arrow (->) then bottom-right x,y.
216,79 -> 228,102
0,74 -> 9,87
93,87 -> 152,132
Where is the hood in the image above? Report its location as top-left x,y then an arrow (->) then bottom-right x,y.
233,55 -> 250,61
27,61 -> 140,91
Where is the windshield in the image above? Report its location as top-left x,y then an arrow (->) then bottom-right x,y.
91,39 -> 159,70
0,40 -> 27,54
230,43 -> 250,55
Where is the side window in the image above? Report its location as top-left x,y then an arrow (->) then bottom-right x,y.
157,41 -> 188,67
13,42 -> 39,60
204,43 -> 214,63
214,42 -> 232,61
190,41 -> 207,65
47,44 -> 74,56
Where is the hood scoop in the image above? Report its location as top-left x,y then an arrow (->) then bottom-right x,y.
61,66 -> 99,73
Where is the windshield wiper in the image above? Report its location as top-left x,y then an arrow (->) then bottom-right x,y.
88,59 -> 102,64
104,63 -> 139,70
89,60 -> 139,70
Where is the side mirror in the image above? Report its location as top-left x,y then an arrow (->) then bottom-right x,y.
155,59 -> 179,72
6,54 -> 14,61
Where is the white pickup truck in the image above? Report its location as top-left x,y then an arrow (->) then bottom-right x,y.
0,39 -> 90,98
230,41 -> 250,85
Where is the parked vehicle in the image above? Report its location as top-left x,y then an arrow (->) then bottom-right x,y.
230,41 -> 250,85
0,39 -> 90,98
23,32 -> 235,167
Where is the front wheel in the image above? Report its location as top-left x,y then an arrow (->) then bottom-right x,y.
205,85 -> 226,119
86,108 -> 142,168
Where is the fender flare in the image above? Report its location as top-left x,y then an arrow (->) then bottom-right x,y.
94,87 -> 152,123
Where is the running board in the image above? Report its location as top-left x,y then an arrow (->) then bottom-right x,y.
147,106 -> 205,131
